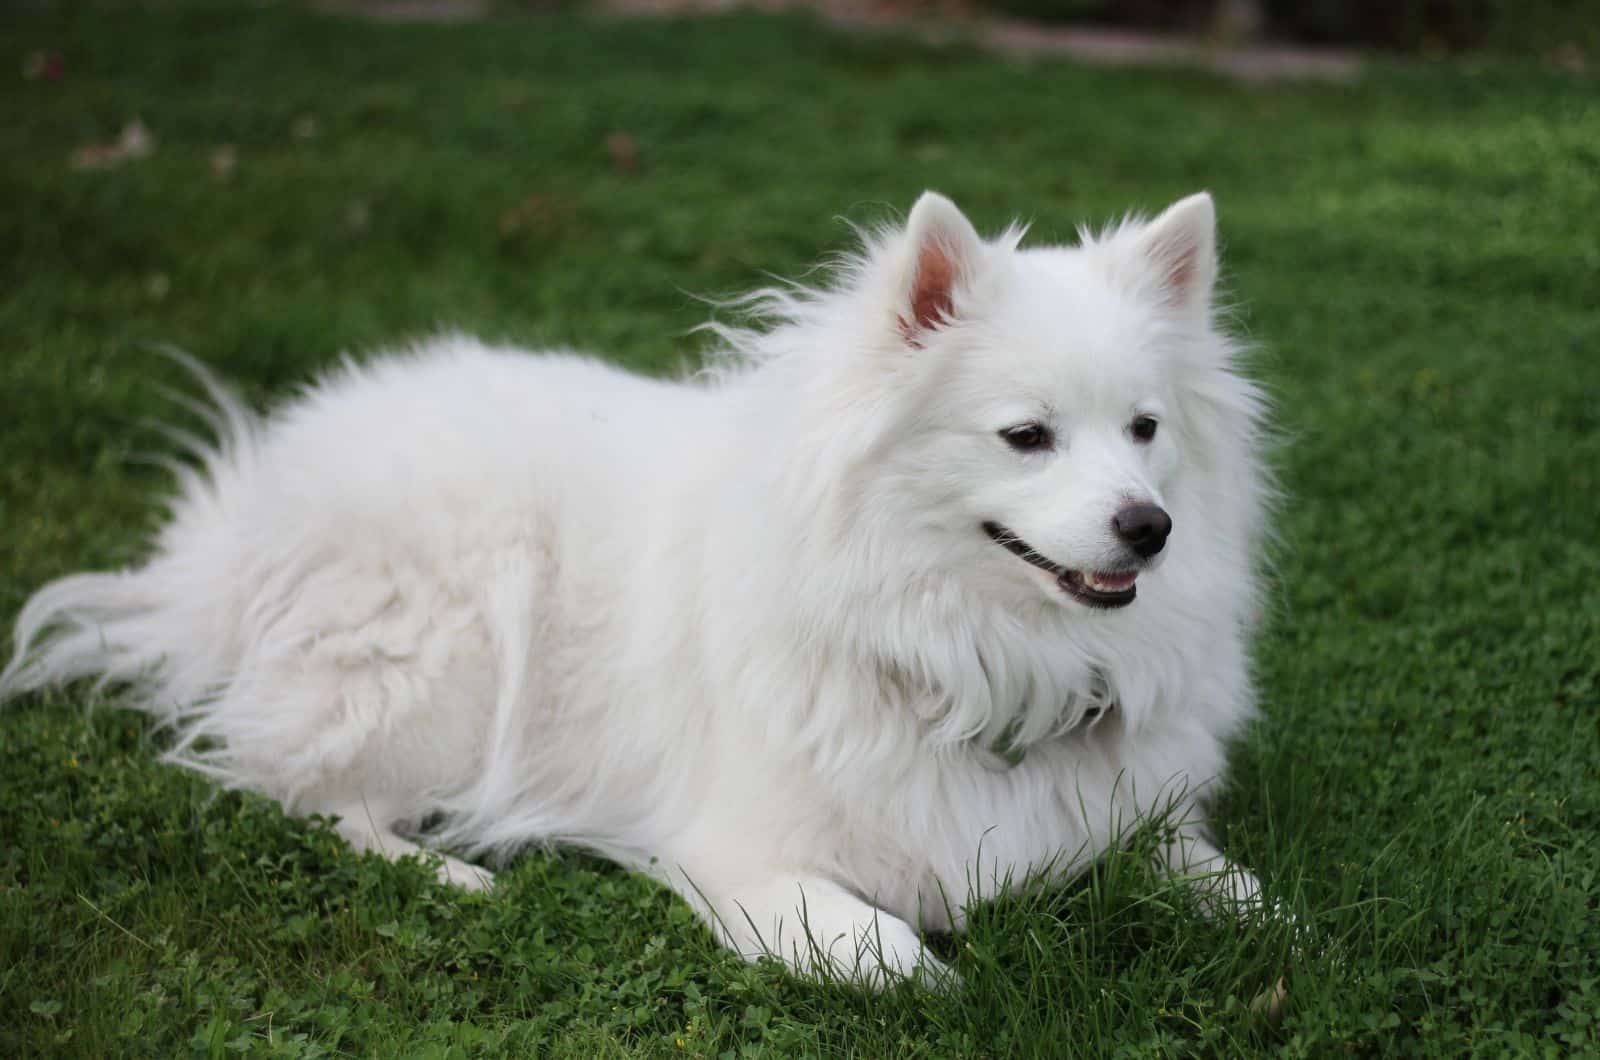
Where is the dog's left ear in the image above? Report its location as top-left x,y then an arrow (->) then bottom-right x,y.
896,191 -> 986,346
1133,192 -> 1217,314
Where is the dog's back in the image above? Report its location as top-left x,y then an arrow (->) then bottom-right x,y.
0,338 -> 715,843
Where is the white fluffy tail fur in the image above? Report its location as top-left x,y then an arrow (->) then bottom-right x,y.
2,570 -> 175,704
0,353 -> 261,771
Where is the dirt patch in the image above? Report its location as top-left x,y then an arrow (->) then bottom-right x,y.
596,0 -> 1360,81
318,0 -> 1361,82
313,0 -> 490,22
979,21 -> 1359,81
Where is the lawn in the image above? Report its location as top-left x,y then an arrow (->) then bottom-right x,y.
2,3 -> 1598,1056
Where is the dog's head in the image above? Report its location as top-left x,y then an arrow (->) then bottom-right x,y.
818,191 -> 1260,615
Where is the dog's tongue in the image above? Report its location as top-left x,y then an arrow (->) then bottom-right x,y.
1084,570 -> 1138,592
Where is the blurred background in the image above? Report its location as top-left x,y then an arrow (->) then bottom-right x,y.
861,0 -> 1600,54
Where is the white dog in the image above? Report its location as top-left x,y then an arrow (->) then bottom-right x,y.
2,191 -> 1271,986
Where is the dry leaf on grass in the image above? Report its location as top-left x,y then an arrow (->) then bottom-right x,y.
70,119 -> 154,170
605,131 -> 639,174
497,193 -> 566,238
1250,977 -> 1288,1024
210,145 -> 238,180
22,50 -> 65,81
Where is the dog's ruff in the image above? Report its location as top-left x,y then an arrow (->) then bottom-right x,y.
2,191 -> 1271,986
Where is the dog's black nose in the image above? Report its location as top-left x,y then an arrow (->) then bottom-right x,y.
1113,504 -> 1172,558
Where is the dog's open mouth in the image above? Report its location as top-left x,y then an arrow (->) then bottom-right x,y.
982,521 -> 1138,608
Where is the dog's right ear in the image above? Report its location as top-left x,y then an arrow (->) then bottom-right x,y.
895,192 -> 985,347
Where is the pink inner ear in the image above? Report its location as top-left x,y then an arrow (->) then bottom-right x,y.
903,240 -> 958,342
1144,227 -> 1206,309
1161,245 -> 1197,297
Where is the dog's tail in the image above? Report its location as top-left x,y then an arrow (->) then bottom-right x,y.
1,350 -> 258,725
1,570 -> 178,712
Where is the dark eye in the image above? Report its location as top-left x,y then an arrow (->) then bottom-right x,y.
1130,415 -> 1159,443
1000,422 -> 1053,452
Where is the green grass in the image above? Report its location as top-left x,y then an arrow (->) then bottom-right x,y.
2,4 -> 1598,1056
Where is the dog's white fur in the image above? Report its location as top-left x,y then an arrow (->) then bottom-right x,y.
2,192 -> 1270,985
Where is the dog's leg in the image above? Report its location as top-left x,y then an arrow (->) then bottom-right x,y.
1160,828 -> 1261,914
1163,827 -> 1305,1016
320,798 -> 495,892
690,874 -> 952,989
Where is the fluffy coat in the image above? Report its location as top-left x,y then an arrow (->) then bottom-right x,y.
2,191 -> 1270,984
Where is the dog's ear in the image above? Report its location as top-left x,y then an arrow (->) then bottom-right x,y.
897,192 -> 985,346
1133,192 -> 1217,314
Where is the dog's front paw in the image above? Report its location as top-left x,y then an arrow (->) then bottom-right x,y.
1161,831 -> 1262,916
812,909 -> 957,991
710,875 -> 952,991
432,853 -> 496,892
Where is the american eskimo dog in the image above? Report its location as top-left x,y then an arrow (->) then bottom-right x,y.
2,191 -> 1271,985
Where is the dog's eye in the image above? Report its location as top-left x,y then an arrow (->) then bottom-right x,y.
1130,415 -> 1159,443
1000,423 -> 1053,452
